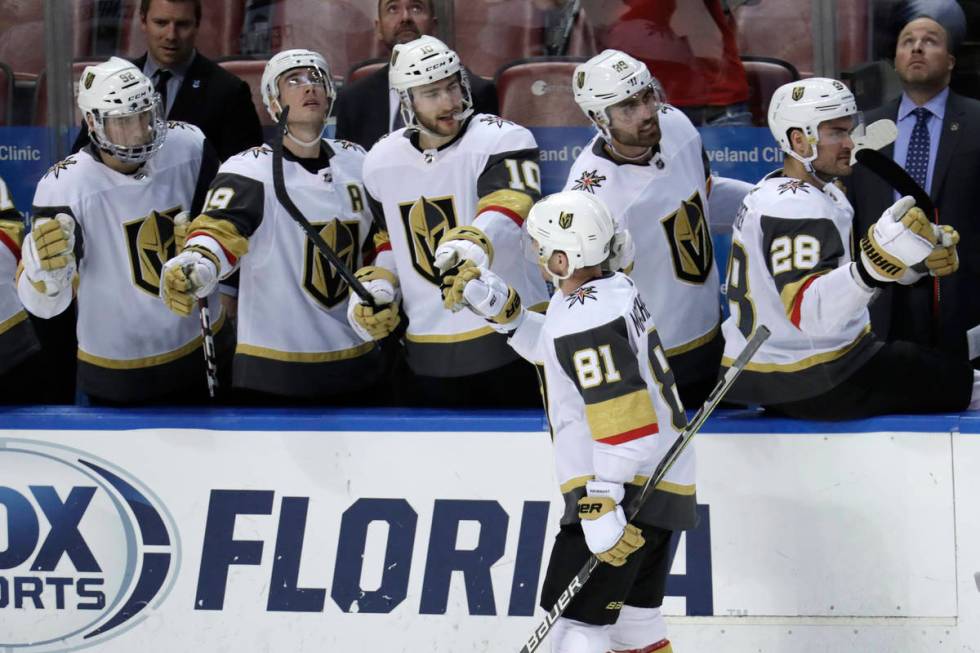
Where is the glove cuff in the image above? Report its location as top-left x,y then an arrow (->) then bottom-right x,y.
355,265 -> 398,287
440,225 -> 494,267
585,480 -> 626,504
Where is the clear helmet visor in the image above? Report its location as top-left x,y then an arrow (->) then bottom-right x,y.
90,94 -> 167,164
604,81 -> 666,125
816,111 -> 866,146
281,66 -> 329,92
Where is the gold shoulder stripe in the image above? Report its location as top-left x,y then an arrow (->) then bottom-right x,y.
187,215 -> 249,261
477,189 -> 534,222
778,270 -> 830,321
584,388 -> 658,443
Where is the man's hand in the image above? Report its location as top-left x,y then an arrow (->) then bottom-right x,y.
347,266 -> 401,341
22,214 -> 76,296
160,248 -> 219,317
577,480 -> 645,567
433,225 -> 494,274
857,196 -> 935,285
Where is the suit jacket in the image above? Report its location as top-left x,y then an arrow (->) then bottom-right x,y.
333,64 -> 499,151
848,90 -> 980,361
73,52 -> 263,161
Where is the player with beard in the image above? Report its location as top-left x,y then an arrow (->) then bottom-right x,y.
350,35 -> 548,407
564,49 -> 721,408
720,77 -> 980,419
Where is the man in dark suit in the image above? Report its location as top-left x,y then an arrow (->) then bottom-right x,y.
333,0 -> 498,150
73,0 -> 263,161
850,0 -> 980,365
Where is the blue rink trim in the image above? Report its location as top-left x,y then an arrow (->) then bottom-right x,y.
1,406 -> 979,434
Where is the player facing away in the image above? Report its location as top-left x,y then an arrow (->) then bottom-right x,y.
159,49 -> 388,403
18,57 -> 228,405
443,190 -> 693,653
348,35 -> 549,407
565,49 -> 722,409
721,77 -> 980,418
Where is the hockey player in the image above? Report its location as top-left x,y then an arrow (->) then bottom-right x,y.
0,175 -> 42,402
443,190 -> 693,653
566,49 -> 722,408
159,49 -> 387,403
721,77 -> 980,418
18,57 -> 227,405
349,35 -> 549,406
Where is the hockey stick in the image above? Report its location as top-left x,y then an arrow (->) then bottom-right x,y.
854,147 -> 933,214
271,106 -> 378,309
520,325 -> 771,653
853,147 -> 942,333
174,211 -> 219,399
198,298 -> 218,398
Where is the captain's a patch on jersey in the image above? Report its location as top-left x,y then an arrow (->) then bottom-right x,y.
571,169 -> 606,194
565,284 -> 598,307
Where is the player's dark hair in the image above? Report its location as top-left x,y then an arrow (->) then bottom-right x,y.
140,0 -> 202,26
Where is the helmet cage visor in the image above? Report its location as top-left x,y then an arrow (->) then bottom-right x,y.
89,93 -> 167,164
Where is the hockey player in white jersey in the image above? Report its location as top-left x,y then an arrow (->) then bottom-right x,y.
721,77 -> 980,418
444,191 -> 694,653
350,35 -> 549,406
159,49 -> 387,403
566,49 -> 721,408
18,57 -> 227,404
0,175 -> 42,402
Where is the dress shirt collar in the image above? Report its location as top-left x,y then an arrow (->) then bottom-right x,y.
898,86 -> 949,122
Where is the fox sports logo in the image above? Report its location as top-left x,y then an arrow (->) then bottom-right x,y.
0,439 -> 180,652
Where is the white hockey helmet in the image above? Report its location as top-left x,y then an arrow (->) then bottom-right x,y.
261,48 -> 335,123
77,57 -> 167,164
525,190 -> 617,285
573,49 -> 665,140
388,35 -> 473,131
768,77 -> 860,168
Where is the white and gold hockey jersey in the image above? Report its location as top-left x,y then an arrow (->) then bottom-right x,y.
0,176 -> 39,374
363,114 -> 549,377
509,272 -> 697,530
564,106 -> 720,389
27,122 -> 228,402
185,139 -> 385,398
720,172 -> 880,405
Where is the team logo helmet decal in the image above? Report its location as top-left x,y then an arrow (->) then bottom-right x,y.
791,86 -> 805,101
558,211 -> 574,230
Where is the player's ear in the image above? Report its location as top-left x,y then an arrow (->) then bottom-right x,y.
788,128 -> 807,156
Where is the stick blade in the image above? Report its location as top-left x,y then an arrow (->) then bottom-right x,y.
854,147 -> 933,213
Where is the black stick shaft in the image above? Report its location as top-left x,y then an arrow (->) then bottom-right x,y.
271,107 -> 378,309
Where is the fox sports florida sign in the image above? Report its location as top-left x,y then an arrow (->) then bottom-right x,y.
0,439 -> 180,652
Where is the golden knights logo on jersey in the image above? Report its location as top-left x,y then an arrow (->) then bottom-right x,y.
398,195 -> 458,284
303,219 -> 360,309
660,191 -> 713,284
123,207 -> 182,296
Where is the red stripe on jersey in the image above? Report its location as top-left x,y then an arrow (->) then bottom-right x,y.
188,230 -> 237,265
790,274 -> 822,328
479,205 -> 524,227
597,422 -> 659,445
0,230 -> 21,261
363,241 -> 392,265
612,639 -> 672,653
